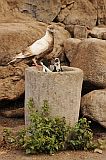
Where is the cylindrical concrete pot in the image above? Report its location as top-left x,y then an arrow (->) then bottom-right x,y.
25,66 -> 83,127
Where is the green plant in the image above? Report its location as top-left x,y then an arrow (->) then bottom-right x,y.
15,99 -> 70,154
3,99 -> 97,154
97,139 -> 106,150
67,118 -> 96,150
3,128 -> 15,144
2,128 -> 16,150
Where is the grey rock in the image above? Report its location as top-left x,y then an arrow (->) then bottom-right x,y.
0,107 -> 24,118
57,0 -> 97,28
88,27 -> 106,40
81,89 -> 106,128
96,0 -> 106,25
0,63 -> 27,101
71,38 -> 106,88
19,0 -> 62,23
64,38 -> 81,63
74,25 -> 88,39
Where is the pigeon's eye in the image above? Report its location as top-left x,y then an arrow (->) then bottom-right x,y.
55,59 -> 59,62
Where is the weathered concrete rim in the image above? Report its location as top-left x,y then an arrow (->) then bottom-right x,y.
25,66 -> 83,75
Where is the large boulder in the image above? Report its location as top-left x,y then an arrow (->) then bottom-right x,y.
65,24 -> 88,38
1,0 -> 106,26
70,38 -> 106,88
0,107 -> 24,118
81,89 -> 106,128
64,38 -> 81,63
0,0 -> 10,13
96,0 -> 106,25
57,0 -> 97,28
17,0 -> 62,23
0,0 -> 35,22
88,26 -> 106,40
0,62 -> 27,101
60,0 -> 106,26
88,0 -> 106,25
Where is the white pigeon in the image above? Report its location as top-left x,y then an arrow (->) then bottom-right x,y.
8,25 -> 55,65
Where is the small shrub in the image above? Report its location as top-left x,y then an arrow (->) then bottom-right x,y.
12,99 -> 70,154
97,139 -> 106,150
67,118 -> 96,150
3,128 -> 15,144
3,99 -> 96,154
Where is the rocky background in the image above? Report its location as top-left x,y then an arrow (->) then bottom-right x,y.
0,0 -> 106,129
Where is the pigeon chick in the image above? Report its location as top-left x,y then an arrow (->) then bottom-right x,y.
8,25 -> 55,66
53,58 -> 62,72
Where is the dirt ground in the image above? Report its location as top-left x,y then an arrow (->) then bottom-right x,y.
0,149 -> 106,160
0,116 -> 106,160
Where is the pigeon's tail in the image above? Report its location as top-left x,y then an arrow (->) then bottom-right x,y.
8,58 -> 17,65
7,52 -> 26,65
7,58 -> 22,65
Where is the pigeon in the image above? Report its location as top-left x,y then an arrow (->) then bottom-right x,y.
8,25 -> 55,66
52,58 -> 62,72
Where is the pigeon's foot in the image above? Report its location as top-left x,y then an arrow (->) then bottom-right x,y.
32,58 -> 38,66
32,58 -> 43,70
32,63 -> 42,71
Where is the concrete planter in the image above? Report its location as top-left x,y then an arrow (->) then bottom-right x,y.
25,66 -> 83,127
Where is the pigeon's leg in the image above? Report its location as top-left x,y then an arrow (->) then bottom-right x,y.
32,58 -> 38,66
32,58 -> 42,70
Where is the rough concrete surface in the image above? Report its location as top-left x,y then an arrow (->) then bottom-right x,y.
25,66 -> 83,127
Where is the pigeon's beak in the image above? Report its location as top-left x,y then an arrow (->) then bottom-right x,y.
47,27 -> 55,33
51,29 -> 55,33
49,29 -> 54,33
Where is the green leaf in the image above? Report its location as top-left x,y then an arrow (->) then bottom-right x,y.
26,149 -> 31,154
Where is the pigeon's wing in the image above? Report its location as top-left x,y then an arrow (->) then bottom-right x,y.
14,34 -> 52,59
8,50 -> 34,65
12,38 -> 49,61
29,38 -> 50,56
15,49 -> 34,59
